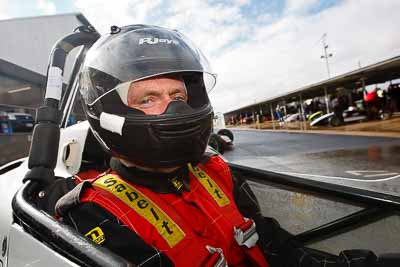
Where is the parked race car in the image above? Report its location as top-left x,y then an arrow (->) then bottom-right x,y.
307,110 -> 323,122
0,27 -> 399,267
208,128 -> 234,154
209,112 -> 234,154
310,106 -> 367,127
284,113 -> 302,122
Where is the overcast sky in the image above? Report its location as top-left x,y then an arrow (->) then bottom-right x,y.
1,0 -> 399,112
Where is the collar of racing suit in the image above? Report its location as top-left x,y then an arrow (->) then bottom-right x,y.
109,157 -> 191,195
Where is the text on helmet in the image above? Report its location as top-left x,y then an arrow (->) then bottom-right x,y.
139,37 -> 179,45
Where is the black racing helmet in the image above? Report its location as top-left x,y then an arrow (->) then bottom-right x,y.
79,24 -> 216,168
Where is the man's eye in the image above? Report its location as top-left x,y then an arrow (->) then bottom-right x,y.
173,95 -> 186,101
140,97 -> 153,104
137,97 -> 156,108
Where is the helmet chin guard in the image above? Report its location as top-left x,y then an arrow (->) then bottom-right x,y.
80,25 -> 216,168
87,100 -> 213,168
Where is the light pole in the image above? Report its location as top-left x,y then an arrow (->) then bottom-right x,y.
320,33 -> 333,78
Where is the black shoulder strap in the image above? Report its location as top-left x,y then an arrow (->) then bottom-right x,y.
55,180 -> 92,217
35,177 -> 77,216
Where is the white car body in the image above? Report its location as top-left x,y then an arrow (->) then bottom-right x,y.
284,113 -> 300,122
0,121 -> 93,266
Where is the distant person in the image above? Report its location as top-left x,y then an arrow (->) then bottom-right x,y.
331,95 -> 346,124
256,113 -> 261,129
275,107 -> 285,127
388,83 -> 400,112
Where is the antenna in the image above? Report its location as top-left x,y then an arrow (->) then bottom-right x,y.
320,33 -> 333,78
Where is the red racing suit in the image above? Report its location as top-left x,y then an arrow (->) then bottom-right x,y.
54,155 -> 389,267
78,156 -> 269,267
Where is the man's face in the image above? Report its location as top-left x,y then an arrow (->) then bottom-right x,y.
127,77 -> 188,115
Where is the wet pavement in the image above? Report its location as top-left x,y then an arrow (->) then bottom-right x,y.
223,129 -> 400,196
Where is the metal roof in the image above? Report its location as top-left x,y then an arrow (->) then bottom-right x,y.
0,13 -> 94,110
225,55 -> 400,114
0,12 -> 92,26
0,58 -> 45,86
0,12 -> 94,83
0,13 -> 93,77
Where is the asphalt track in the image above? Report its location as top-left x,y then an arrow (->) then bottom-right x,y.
223,129 -> 400,197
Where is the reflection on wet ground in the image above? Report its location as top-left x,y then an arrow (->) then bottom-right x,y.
223,130 -> 400,197
284,144 -> 400,177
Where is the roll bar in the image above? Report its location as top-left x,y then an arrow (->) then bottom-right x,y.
23,26 -> 100,186
11,26 -> 134,266
12,181 -> 133,267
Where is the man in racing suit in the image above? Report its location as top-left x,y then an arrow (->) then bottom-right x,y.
56,24 -> 384,267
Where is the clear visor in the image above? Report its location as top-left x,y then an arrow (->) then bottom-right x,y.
114,73 -> 215,109
81,71 -> 216,106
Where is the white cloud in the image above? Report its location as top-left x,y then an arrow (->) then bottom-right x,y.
37,0 -> 56,15
163,0 -> 248,55
212,0 -> 400,112
73,0 -> 400,113
234,0 -> 251,7
285,0 -> 319,14
0,0 -> 10,20
74,0 -> 163,34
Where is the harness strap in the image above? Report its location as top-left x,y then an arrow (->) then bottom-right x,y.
92,174 -> 186,248
234,218 -> 270,267
234,218 -> 258,248
204,246 -> 228,267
